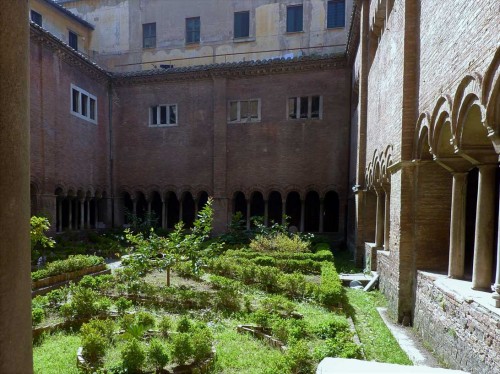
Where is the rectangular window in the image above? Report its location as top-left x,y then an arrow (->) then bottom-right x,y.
327,0 -> 345,28
227,99 -> 261,123
186,17 -> 200,44
234,11 -> 250,38
143,23 -> 156,48
287,5 -> 303,33
31,10 -> 42,27
70,84 -> 97,124
150,104 -> 178,126
69,31 -> 78,50
288,96 -> 322,120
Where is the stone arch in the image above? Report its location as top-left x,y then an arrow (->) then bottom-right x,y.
414,112 -> 432,160
283,185 -> 304,200
250,190 -> 265,225
483,48 -> 500,150
304,190 -> 320,232
180,191 -> 196,228
268,190 -> 283,225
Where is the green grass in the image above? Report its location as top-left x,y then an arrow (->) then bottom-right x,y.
210,321 -> 285,374
33,331 -> 80,374
346,289 -> 412,365
332,250 -> 362,274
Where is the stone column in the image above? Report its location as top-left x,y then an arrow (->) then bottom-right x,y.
94,199 -> 99,228
161,200 -> 167,229
0,1 -> 33,370
246,199 -> 251,230
472,164 -> 496,290
79,199 -> 85,229
282,199 -> 287,225
57,198 -> 62,232
319,199 -> 324,233
383,186 -> 390,250
493,175 -> 500,307
68,198 -> 73,230
300,199 -> 305,232
179,199 -> 184,223
264,200 -> 269,226
86,199 -> 91,229
375,188 -> 384,247
448,172 -> 468,279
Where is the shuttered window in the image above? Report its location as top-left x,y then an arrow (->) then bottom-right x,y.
327,0 -> 345,28
234,11 -> 250,38
286,5 -> 303,33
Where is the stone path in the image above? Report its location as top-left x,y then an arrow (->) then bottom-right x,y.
317,358 -> 468,373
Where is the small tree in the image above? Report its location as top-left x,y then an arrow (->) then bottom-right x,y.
30,216 -> 55,261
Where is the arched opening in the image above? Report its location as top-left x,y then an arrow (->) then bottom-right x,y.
197,191 -> 209,213
304,191 -> 320,232
122,192 -> 133,224
181,192 -> 196,228
55,188 -> 64,232
324,190 -> 339,232
250,191 -> 265,226
166,192 -> 180,229
286,191 -> 301,229
135,192 -> 147,222
151,191 -> 163,228
233,191 -> 246,217
268,191 -> 282,225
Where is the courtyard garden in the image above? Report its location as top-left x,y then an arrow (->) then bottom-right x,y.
31,200 -> 410,373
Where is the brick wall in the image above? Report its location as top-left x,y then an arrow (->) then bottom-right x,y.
414,272 -> 500,373
30,35 -> 111,222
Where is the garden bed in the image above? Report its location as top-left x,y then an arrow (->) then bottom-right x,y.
237,325 -> 287,351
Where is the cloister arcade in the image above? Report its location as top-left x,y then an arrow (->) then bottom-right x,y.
365,52 -> 500,306
232,189 -> 340,233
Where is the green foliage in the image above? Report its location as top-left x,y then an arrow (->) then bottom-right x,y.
284,340 -> 315,374
81,320 -> 111,368
176,315 -> 192,333
250,232 -> 311,253
136,311 -> 155,329
318,262 -> 344,306
121,338 -> 145,373
278,272 -> 308,299
115,297 -> 133,316
60,285 -> 111,320
271,318 -> 308,344
148,338 -> 169,371
32,307 -> 45,326
171,333 -> 193,365
191,327 -> 213,363
313,331 -> 363,360
158,316 -> 173,337
31,255 -> 105,282
260,295 -> 296,317
218,212 -> 250,245
30,215 -> 55,254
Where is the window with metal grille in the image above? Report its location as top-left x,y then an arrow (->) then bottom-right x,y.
234,11 -> 250,38
71,84 -> 97,124
288,96 -> 322,120
228,99 -> 260,123
287,5 -> 303,32
327,0 -> 345,28
143,23 -> 156,48
186,17 -> 200,44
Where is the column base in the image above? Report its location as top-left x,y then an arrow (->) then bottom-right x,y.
492,292 -> 500,308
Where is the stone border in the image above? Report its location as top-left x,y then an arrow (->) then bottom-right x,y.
237,325 -> 287,351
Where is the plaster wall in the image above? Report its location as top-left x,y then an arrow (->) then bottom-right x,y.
62,0 -> 352,71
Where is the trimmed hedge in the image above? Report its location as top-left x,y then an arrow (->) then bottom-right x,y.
224,249 -> 333,262
317,262 -> 344,306
32,255 -> 105,282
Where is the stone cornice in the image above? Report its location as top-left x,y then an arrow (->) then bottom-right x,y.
30,23 -> 111,84
111,54 -> 348,87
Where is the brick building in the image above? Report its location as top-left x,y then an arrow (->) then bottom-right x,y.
0,0 -> 498,372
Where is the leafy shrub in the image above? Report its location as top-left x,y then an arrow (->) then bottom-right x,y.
313,331 -> 363,360
313,242 -> 330,253
253,256 -> 277,267
284,340 -> 314,374
60,286 -> 111,320
191,327 -> 213,363
82,330 -> 107,367
214,287 -> 241,313
136,311 -> 155,329
32,307 -> 45,326
312,316 -> 350,339
250,233 -> 310,253
171,333 -> 193,365
148,338 -> 169,371
176,315 -> 192,333
81,318 -> 115,343
120,314 -> 135,331
209,275 -> 242,290
260,295 -> 296,317
30,215 -> 55,261
318,262 -> 344,306
251,310 -> 273,328
32,255 -> 105,281
121,338 -> 145,372
271,318 -> 308,344
174,260 -> 201,279
158,316 -> 173,337
278,272 -> 308,298
115,297 -> 133,316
